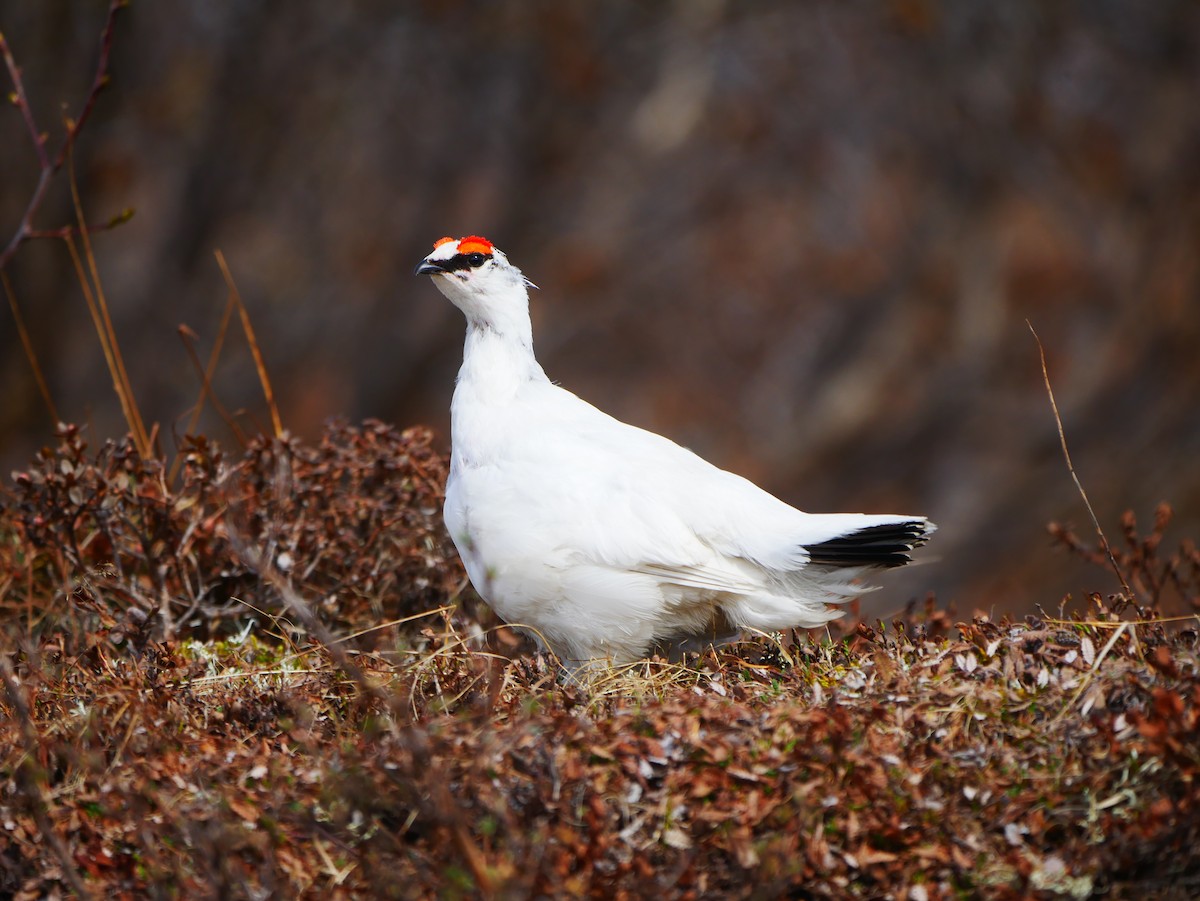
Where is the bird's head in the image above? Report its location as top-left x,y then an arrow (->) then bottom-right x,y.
414,236 -> 536,329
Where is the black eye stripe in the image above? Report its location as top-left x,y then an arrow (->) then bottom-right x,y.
439,252 -> 491,272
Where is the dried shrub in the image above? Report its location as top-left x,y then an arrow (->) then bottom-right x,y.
1050,502 -> 1200,615
1,420 -> 465,647
2,602 -> 1199,899
3,426 -> 1199,898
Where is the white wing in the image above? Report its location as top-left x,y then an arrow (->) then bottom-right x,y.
452,379 -> 930,606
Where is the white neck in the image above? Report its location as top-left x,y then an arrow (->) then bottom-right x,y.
449,319 -> 548,474
441,268 -> 547,395
434,264 -> 550,472
457,320 -> 545,393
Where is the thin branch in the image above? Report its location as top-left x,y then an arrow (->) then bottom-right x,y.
186,295 -> 240,440
48,2 -> 124,174
176,322 -> 248,447
0,0 -> 125,274
0,30 -> 50,169
1028,320 -> 1136,601
27,206 -> 135,241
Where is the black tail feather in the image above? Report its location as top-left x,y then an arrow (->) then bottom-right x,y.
805,521 -> 930,569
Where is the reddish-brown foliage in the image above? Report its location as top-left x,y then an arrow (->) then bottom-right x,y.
2,423 -> 1199,899
3,420 -> 465,647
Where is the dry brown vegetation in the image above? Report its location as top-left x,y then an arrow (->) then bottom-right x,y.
2,425 -> 1200,899
4,6 -> 1200,899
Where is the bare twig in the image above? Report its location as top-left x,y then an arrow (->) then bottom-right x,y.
0,30 -> 50,169
0,654 -> 96,901
27,207 -> 135,241
169,284 -> 244,482
185,295 -> 238,439
0,0 -> 126,274
1028,321 -> 1136,601
175,323 -> 248,444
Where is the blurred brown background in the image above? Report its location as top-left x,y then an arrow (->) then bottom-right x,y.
2,1 -> 1198,615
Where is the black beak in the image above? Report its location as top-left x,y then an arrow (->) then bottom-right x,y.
414,259 -> 446,276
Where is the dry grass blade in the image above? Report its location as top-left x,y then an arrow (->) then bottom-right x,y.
186,667 -> 329,688
67,155 -> 151,458
333,605 -> 457,645
177,322 -> 239,428
170,318 -> 247,481
1028,321 -> 1136,601
215,249 -> 284,438
1046,614 -> 1200,627
1057,621 -> 1130,721
2,271 -> 59,423
186,290 -> 239,437
63,235 -> 121,417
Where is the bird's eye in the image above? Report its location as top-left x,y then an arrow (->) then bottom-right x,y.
467,253 -> 487,268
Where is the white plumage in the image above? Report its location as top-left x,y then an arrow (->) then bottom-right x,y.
415,236 -> 934,668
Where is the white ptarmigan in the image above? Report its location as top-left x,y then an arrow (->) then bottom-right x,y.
416,235 -> 934,669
